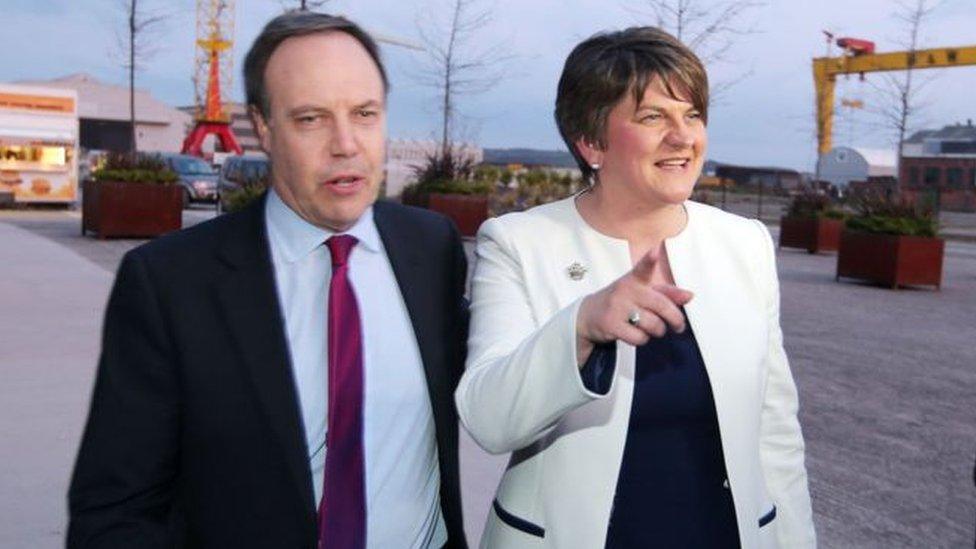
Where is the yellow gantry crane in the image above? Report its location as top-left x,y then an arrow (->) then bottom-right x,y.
813,38 -> 976,156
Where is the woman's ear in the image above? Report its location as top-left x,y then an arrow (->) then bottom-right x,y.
575,138 -> 602,169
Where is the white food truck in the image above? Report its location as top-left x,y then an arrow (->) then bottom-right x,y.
0,83 -> 79,204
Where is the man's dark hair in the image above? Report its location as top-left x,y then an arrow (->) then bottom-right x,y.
554,26 -> 708,183
243,11 -> 389,119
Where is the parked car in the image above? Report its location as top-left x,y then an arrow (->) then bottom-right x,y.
79,149 -> 109,183
218,155 -> 270,210
159,153 -> 219,207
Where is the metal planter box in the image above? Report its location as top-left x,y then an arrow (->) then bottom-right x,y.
82,180 -> 182,239
835,230 -> 944,289
779,216 -> 842,254
426,193 -> 488,237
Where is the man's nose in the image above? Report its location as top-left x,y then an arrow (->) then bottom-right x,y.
329,118 -> 358,157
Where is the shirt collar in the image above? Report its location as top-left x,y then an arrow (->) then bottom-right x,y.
265,187 -> 382,264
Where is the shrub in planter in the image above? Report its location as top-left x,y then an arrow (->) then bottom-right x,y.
836,189 -> 943,289
779,189 -> 846,253
222,181 -> 268,214
401,147 -> 491,236
221,166 -> 270,214
82,153 -> 183,238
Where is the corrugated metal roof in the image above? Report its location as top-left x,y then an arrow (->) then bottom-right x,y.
906,123 -> 976,143
905,129 -> 936,143
848,147 -> 897,170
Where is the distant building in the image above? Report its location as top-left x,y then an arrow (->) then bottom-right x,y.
817,146 -> 896,190
900,121 -> 976,211
15,73 -> 190,154
714,162 -> 803,193
482,148 -> 578,169
385,139 -> 483,198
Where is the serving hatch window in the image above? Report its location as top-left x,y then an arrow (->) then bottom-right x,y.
0,143 -> 70,169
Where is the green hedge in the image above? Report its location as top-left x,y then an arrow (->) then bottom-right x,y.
90,152 -> 178,185
786,189 -> 845,219
846,215 -> 937,237
223,183 -> 267,213
92,168 -> 178,184
414,178 -> 491,195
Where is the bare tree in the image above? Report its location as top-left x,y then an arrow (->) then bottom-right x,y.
625,0 -> 763,100
413,0 -> 511,157
115,0 -> 168,157
868,0 -> 940,192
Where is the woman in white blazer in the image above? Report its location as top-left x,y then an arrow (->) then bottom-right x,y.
456,27 -> 816,548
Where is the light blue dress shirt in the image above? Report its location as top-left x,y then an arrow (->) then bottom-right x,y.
265,189 -> 447,548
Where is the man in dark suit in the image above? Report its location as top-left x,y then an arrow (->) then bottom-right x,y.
68,12 -> 468,549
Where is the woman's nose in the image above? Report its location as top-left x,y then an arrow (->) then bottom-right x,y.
664,122 -> 695,149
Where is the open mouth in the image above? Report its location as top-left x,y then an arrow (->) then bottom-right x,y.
654,158 -> 691,170
323,174 -> 367,195
326,175 -> 364,186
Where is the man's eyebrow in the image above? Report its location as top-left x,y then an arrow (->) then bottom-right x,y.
287,100 -> 384,116
287,105 -> 328,117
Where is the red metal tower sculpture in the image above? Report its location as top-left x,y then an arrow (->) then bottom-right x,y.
182,0 -> 242,156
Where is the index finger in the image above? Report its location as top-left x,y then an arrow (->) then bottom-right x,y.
631,248 -> 659,284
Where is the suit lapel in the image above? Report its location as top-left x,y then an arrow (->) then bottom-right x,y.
214,195 -> 317,518
372,202 -> 443,397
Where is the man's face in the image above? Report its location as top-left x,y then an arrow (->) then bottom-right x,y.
254,31 -> 386,232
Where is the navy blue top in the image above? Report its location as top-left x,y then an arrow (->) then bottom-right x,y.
601,319 -> 740,548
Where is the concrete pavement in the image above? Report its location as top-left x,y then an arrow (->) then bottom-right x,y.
2,207 -> 975,547
0,221 -> 109,548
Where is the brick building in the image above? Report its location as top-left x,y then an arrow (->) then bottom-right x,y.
900,121 -> 976,211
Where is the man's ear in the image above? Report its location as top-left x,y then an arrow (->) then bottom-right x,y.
250,105 -> 272,153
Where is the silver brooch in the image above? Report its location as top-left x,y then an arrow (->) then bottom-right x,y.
567,262 -> 587,281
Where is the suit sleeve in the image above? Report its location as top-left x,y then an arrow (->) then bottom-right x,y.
754,221 -> 817,548
455,217 -> 616,455
67,250 -> 180,548
450,217 -> 470,378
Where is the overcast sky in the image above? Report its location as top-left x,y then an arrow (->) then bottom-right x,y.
2,0 -> 974,171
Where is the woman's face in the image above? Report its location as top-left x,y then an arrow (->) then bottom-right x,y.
586,77 -> 707,208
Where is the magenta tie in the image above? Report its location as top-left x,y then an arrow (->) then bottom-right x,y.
319,234 -> 366,549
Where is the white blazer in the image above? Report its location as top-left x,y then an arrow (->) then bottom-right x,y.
456,196 -> 816,548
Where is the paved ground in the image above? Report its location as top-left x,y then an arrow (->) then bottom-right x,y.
0,221 -> 109,549
1,204 -> 974,547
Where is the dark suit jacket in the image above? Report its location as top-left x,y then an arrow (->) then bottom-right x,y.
68,195 -> 469,548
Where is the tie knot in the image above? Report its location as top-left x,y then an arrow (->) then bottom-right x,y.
326,234 -> 358,267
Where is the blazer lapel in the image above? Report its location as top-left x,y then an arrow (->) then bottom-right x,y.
214,195 -> 316,517
664,203 -> 762,474
666,229 -> 728,388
